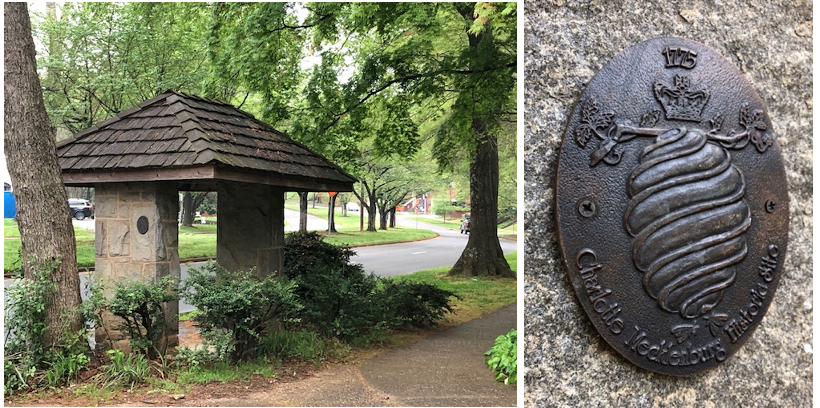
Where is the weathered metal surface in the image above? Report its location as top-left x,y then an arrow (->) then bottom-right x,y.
555,37 -> 789,376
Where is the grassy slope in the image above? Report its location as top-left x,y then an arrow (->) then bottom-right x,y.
386,252 -> 517,324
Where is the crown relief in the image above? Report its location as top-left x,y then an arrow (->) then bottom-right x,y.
653,74 -> 710,122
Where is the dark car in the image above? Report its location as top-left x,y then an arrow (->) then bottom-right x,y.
68,198 -> 94,220
460,214 -> 470,234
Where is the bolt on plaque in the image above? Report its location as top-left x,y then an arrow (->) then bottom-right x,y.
554,37 -> 789,376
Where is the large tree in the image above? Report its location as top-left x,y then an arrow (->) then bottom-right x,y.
313,3 -> 517,277
4,2 -> 84,345
206,3 -> 516,277
35,2 -> 212,134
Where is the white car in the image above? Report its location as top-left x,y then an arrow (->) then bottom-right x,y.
346,202 -> 360,212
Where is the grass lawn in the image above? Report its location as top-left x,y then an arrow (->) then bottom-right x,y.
4,215 -> 437,271
403,216 -> 463,231
386,252 -> 517,325
403,215 -> 517,238
320,227 -> 436,247
285,203 -> 365,230
4,219 -> 96,272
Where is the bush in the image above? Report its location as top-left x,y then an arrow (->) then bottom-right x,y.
283,232 -> 382,339
380,281 -> 458,328
108,276 -> 178,358
4,259 -> 90,395
283,231 -> 458,340
180,261 -> 303,361
283,231 -> 360,280
484,329 -> 516,385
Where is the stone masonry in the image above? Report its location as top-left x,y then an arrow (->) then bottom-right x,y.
217,181 -> 285,277
93,182 -> 180,353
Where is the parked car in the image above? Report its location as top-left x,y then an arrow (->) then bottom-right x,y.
68,198 -> 93,220
346,202 -> 360,212
460,214 -> 471,234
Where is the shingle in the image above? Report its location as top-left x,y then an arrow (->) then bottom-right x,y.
55,91 -> 355,185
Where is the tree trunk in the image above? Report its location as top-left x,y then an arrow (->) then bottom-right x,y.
328,194 -> 337,233
366,189 -> 377,232
378,202 -> 388,230
4,2 -> 84,345
448,119 -> 514,278
182,192 -> 194,226
298,192 -> 308,232
390,207 -> 397,228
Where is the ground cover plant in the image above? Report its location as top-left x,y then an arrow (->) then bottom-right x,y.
4,259 -> 92,395
485,328 -> 517,385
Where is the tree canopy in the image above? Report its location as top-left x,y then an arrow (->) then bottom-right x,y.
33,2 -> 517,276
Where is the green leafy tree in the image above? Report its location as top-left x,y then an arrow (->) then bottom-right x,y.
306,3 -> 517,277
34,2 -> 212,134
207,3 -> 516,277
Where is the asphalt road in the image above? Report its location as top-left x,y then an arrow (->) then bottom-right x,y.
5,214 -> 516,314
353,220 -> 516,277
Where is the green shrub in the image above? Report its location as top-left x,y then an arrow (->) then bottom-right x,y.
380,281 -> 458,328
284,231 -> 382,339
484,329 -> 516,385
98,349 -> 150,390
4,259 -> 91,395
283,231 -> 457,340
180,261 -> 303,361
108,276 -> 178,358
283,231 -> 360,280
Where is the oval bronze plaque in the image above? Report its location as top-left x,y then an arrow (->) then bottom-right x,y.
137,216 -> 149,235
555,37 -> 788,376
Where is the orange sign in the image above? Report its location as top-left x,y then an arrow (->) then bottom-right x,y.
328,191 -> 338,197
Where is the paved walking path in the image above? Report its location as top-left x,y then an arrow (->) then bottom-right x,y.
360,304 -> 517,407
195,304 -> 517,407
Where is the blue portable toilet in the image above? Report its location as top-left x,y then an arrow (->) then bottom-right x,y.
4,182 -> 16,218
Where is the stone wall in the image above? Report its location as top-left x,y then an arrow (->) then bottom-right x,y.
93,182 -> 180,352
217,182 -> 285,277
524,1 -> 811,406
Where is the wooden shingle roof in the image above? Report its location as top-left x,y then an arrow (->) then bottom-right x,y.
57,90 -> 355,191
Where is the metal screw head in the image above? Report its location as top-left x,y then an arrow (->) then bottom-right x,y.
578,199 -> 596,218
765,200 -> 776,213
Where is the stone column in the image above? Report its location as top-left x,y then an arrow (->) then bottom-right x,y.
93,182 -> 180,353
217,182 -> 284,277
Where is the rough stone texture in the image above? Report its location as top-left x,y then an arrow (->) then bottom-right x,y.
524,1 -> 811,406
93,182 -> 180,353
217,182 -> 285,276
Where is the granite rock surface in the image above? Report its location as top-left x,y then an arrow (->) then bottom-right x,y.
523,1 -> 812,406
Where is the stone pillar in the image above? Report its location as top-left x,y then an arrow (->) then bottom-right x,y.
93,182 -> 180,353
217,182 -> 284,277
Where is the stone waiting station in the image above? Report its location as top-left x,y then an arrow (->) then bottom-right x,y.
56,91 -> 355,351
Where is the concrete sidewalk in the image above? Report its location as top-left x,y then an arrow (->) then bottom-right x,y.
360,304 -> 517,407
195,304 -> 517,407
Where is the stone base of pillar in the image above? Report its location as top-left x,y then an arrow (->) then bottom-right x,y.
217,182 -> 284,277
93,182 -> 180,354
